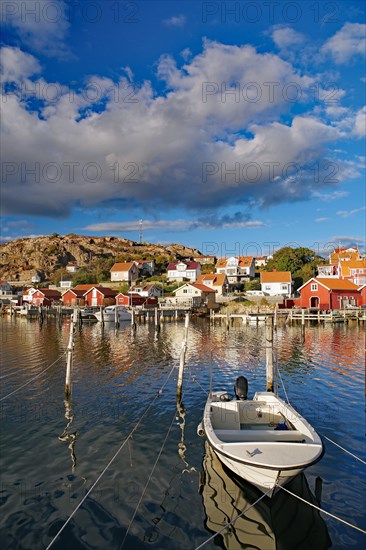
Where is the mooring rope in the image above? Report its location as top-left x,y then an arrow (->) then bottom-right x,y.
0,352 -> 67,402
279,485 -> 366,534
319,433 -> 366,465
45,362 -> 178,550
120,407 -> 178,548
194,488 -> 272,549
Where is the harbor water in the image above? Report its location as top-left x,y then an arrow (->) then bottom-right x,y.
0,317 -> 365,549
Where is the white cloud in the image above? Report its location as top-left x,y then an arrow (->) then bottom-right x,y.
0,0 -> 70,58
84,217 -> 265,232
271,26 -> 305,49
315,217 -> 330,223
163,15 -> 186,27
336,206 -> 366,218
312,190 -> 349,202
0,46 -> 41,83
353,106 -> 366,137
0,41 -> 357,219
322,23 -> 366,64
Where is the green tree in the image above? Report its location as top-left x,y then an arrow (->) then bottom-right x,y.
245,279 -> 261,290
72,270 -> 96,285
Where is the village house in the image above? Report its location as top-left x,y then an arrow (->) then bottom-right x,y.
317,264 -> 338,277
129,282 -> 162,298
215,257 -> 255,286
173,282 -> 216,308
31,272 -> 42,283
0,280 -> 13,296
196,273 -> 228,295
116,293 -> 158,308
338,259 -> 366,286
254,257 -> 268,268
134,259 -> 155,276
358,284 -> 366,307
22,287 -> 38,302
260,271 -> 293,297
66,263 -> 78,273
167,261 -> 201,282
61,289 -> 86,307
110,262 -> 139,283
297,278 -> 361,309
31,288 -> 62,307
59,280 -> 73,289
83,286 -> 117,307
329,247 -> 360,265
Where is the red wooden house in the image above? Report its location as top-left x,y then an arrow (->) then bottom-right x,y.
116,293 -> 158,307
297,278 -> 361,309
358,285 -> 366,307
62,289 -> 86,307
31,288 -> 62,307
83,286 -> 117,306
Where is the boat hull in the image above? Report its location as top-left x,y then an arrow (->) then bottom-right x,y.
213,448 -> 301,496
94,309 -> 132,322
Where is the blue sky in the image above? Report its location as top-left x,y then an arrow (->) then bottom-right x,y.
1,0 -> 365,256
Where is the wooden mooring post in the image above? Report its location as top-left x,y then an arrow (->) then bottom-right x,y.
155,307 -> 161,332
265,318 -> 274,392
177,313 -> 189,401
99,305 -> 104,327
65,310 -> 78,398
115,305 -> 120,328
131,307 -> 136,330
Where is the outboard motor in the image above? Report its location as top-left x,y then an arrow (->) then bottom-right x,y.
234,376 -> 248,400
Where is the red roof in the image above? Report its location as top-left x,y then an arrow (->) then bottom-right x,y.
74,284 -> 100,291
83,286 -> 117,297
110,262 -> 135,272
36,288 -> 62,298
167,261 -> 200,270
62,289 -> 85,298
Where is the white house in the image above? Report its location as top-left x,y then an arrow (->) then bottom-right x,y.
173,282 -> 216,307
110,262 -> 139,283
22,287 -> 38,302
260,271 -> 293,297
66,263 -> 78,273
129,282 -> 162,298
215,257 -> 255,285
0,280 -> 13,296
31,272 -> 42,283
167,261 -> 201,282
196,273 -> 228,295
60,280 -> 73,289
254,257 -> 268,268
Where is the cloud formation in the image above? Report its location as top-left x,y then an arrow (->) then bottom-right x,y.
0,39 -> 362,220
322,23 -> 366,64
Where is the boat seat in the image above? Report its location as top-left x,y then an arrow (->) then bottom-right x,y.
214,429 -> 305,443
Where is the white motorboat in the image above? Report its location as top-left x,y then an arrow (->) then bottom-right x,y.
94,305 -> 132,323
200,377 -> 324,496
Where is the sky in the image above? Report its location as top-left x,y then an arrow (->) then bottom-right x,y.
0,0 -> 365,257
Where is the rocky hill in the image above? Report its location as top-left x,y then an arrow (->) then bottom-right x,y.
0,234 -> 203,283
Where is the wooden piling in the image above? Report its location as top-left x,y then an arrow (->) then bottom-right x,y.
100,305 -> 104,327
226,308 -> 230,330
65,317 -> 75,398
274,305 -> 278,328
115,305 -> 120,328
265,318 -> 274,392
177,314 -> 189,400
154,307 -> 160,332
131,307 -> 136,330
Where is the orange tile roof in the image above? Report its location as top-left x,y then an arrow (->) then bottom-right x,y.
260,271 -> 292,283
197,273 -> 226,286
339,260 -> 366,277
316,278 -> 359,290
215,256 -> 254,268
110,262 -> 135,272
190,283 -> 216,293
330,250 -> 359,264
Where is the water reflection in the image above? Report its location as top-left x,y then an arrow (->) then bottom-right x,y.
58,399 -> 78,473
200,442 -> 332,550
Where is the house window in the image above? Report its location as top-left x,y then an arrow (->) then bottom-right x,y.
281,285 -> 288,291
311,283 -> 318,291
183,289 -> 187,294
265,286 -> 271,291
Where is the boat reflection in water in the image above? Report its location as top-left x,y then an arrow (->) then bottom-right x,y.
200,442 -> 331,550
